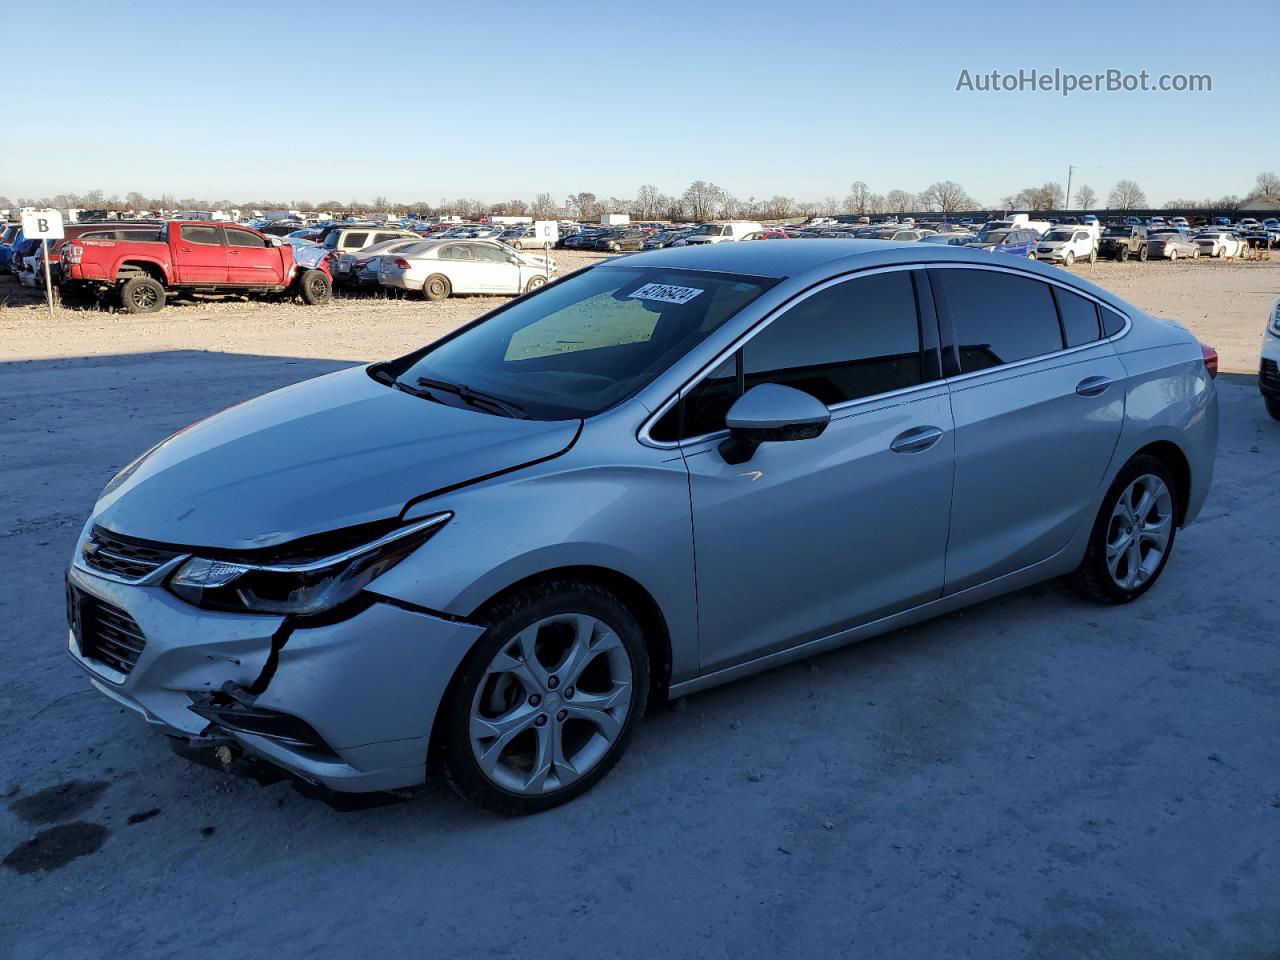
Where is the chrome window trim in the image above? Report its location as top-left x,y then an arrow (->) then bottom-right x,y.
637,259 -> 1132,449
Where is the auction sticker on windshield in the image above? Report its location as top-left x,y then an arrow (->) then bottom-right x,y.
628,283 -> 704,305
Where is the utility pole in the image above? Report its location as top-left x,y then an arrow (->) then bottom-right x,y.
1065,164 -> 1076,210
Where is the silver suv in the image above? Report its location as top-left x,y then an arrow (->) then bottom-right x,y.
67,241 -> 1218,813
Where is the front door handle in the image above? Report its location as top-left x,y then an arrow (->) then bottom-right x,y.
1076,376 -> 1112,397
890,425 -> 944,454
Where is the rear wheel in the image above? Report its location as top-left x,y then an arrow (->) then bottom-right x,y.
438,580 -> 650,814
118,276 -> 165,314
422,274 -> 451,301
1070,455 -> 1178,604
1139,244 -> 1149,261
524,275 -> 548,294
1064,251 -> 1075,266
1192,246 -> 1200,259
1168,249 -> 1177,261
299,269 -> 331,305
1027,250 -> 1037,260
1266,397 -> 1280,421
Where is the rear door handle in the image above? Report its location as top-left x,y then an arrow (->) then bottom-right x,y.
890,425 -> 944,454
1076,376 -> 1112,397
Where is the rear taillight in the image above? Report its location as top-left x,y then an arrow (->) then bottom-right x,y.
354,258 -> 371,267
1201,343 -> 1218,379
64,244 -> 83,264
392,258 -> 410,269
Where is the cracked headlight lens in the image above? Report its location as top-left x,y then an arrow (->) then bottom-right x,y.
168,513 -> 449,616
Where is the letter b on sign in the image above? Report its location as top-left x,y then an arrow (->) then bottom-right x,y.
21,210 -> 65,239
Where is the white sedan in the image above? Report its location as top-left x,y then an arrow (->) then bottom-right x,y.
379,240 -> 555,300
1194,231 -> 1246,258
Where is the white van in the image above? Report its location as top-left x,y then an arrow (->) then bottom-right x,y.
678,221 -> 765,245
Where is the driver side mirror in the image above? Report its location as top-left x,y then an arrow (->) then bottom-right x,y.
718,383 -> 831,465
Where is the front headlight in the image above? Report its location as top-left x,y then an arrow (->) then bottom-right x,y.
1268,299 -> 1280,337
168,513 -> 450,615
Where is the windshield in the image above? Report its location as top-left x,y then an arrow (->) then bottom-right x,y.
690,224 -> 725,236
1044,230 -> 1073,242
389,265 -> 778,420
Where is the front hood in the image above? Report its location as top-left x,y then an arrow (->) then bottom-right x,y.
94,366 -> 581,549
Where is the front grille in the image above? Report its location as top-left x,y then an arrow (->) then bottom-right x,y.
84,525 -> 184,581
1262,359 -> 1280,391
69,585 -> 148,676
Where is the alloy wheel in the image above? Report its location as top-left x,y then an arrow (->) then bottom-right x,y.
469,613 -> 633,795
1105,474 -> 1174,590
132,285 -> 157,309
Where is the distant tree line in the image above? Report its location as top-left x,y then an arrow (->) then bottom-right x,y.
3,172 -> 1276,220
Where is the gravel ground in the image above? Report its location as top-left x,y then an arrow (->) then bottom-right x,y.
1,248 -> 1279,958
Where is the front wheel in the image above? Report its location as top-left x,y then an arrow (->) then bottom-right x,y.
1069,455 -> 1178,604
1027,250 -> 1037,260
1168,249 -> 1177,261
1192,247 -> 1200,259
438,580 -> 650,814
1117,247 -> 1129,262
298,269 -> 331,305
118,276 -> 165,314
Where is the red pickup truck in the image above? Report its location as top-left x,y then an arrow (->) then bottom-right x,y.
60,221 -> 332,313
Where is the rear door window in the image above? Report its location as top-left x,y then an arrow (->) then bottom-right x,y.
935,268 -> 1063,372
341,231 -> 369,249
180,225 -> 223,245
1054,287 -> 1102,347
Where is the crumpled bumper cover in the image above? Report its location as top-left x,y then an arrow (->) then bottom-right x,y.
67,564 -> 484,792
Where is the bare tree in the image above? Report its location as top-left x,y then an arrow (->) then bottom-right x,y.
845,181 -> 871,216
919,180 -> 976,213
635,184 -> 662,219
531,192 -> 556,219
682,181 -> 721,222
885,190 -> 915,214
761,196 -> 795,220
1107,180 -> 1147,210
1252,171 -> 1280,200
567,192 -> 600,220
866,193 -> 887,214
1074,184 -> 1097,209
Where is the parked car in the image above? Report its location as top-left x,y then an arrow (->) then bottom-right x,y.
741,231 -> 791,241
1261,297 -> 1280,421
1146,232 -> 1200,260
1036,227 -> 1097,265
1096,225 -> 1146,261
592,228 -> 649,252
378,240 -> 553,299
60,221 -> 333,313
642,229 -> 691,250
66,241 -> 1219,812
968,229 -> 1040,258
679,221 -> 764,245
920,232 -> 977,246
0,223 -> 23,272
1193,231 -> 1246,259
322,226 -> 420,257
333,238 -> 430,286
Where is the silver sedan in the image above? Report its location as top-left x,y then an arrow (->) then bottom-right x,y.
67,240 -> 1218,813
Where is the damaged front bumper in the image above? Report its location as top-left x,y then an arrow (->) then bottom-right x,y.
67,562 -> 484,793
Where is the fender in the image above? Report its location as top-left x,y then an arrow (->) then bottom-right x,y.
113,255 -> 171,283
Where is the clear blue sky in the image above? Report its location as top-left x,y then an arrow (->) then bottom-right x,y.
3,0 -> 1276,206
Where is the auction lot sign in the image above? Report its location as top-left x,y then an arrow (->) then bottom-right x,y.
20,209 -> 64,317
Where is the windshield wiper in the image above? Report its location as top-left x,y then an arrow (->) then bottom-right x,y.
408,376 -> 529,419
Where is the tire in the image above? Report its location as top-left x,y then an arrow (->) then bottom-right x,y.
438,579 -> 650,814
1266,397 -> 1280,422
1027,251 -> 1037,260
1139,244 -> 1149,262
524,276 -> 547,294
1168,249 -> 1177,261
1064,251 -> 1075,266
1069,454 -> 1179,605
298,269 -> 331,305
1214,246 -> 1223,258
1117,247 -> 1129,262
422,274 -> 451,301
118,276 -> 165,314
1192,247 -> 1200,259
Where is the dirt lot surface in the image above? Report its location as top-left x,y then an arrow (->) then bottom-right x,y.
2,248 -> 1279,958
0,252 -> 1275,374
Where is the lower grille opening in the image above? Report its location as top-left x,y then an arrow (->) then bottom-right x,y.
69,585 -> 147,677
188,695 -> 340,761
